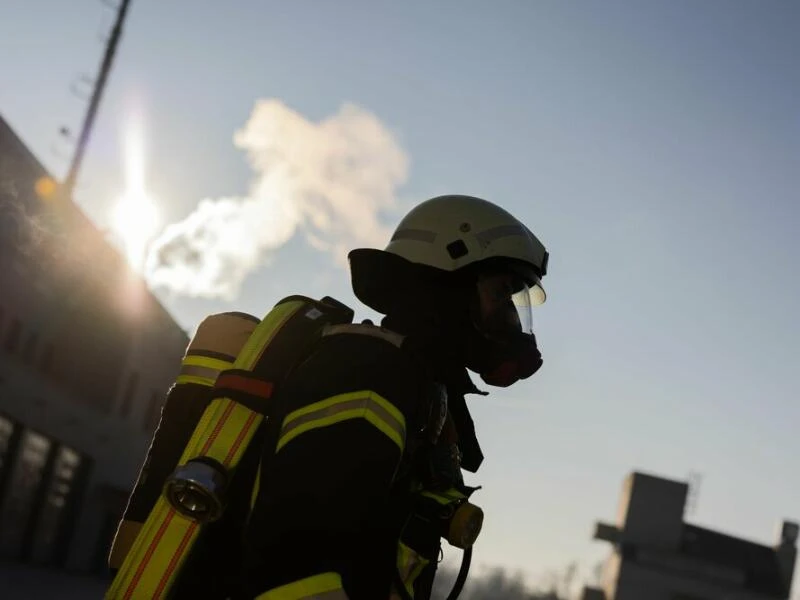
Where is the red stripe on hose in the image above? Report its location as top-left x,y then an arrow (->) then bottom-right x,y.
153,522 -> 198,599
122,509 -> 176,600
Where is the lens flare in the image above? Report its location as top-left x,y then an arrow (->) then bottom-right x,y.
111,119 -> 160,271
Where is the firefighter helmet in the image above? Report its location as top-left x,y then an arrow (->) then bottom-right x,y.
382,194 -> 548,304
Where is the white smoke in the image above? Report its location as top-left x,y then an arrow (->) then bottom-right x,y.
145,99 -> 409,299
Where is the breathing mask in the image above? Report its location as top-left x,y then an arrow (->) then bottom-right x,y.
466,271 -> 544,387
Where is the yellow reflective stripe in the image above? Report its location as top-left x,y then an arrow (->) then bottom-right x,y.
107,300 -> 306,600
255,572 -> 347,600
279,408 -> 403,452
395,542 -> 429,598
276,391 -> 406,452
236,300 -> 300,370
284,390 -> 404,424
184,354 -> 232,371
175,355 -> 233,386
420,487 -> 466,505
174,374 -> 212,387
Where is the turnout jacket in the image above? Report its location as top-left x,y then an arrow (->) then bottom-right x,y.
238,323 -> 481,600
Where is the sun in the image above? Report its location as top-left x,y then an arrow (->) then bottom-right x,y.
111,119 -> 160,271
112,186 -> 159,269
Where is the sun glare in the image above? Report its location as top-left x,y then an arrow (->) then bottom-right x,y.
112,119 -> 160,271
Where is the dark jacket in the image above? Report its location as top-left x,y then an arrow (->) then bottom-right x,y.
239,323 -> 448,599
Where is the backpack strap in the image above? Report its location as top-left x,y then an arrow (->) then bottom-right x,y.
322,322 -> 405,348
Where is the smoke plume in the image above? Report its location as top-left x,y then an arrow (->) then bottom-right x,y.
145,100 -> 409,299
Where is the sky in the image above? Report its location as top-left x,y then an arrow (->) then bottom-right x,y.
1,0 -> 799,588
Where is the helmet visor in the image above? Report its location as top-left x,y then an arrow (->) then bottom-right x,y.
474,272 -> 538,337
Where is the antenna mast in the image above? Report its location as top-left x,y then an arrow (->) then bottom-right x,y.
62,0 -> 133,200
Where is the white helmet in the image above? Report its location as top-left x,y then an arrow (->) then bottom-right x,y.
384,194 -> 548,301
350,194 -> 548,331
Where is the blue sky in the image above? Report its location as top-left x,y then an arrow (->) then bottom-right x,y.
2,0 -> 799,586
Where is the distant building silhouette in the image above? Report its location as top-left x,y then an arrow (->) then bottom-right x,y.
0,115 -> 187,574
583,472 -> 797,600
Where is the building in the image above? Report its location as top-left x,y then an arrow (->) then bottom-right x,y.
0,115 -> 188,574
583,472 -> 797,600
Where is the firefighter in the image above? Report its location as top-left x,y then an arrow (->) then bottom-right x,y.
237,194 -> 550,600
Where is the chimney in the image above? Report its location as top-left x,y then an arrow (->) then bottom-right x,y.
775,520 -> 798,596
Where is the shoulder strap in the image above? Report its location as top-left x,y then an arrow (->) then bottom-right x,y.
322,322 -> 406,348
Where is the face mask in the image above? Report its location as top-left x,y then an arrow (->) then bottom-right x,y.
466,272 -> 544,387
476,333 -> 542,387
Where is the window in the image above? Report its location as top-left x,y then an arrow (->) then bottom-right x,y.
29,445 -> 83,564
0,429 -> 52,556
4,318 -> 21,353
119,372 -> 139,418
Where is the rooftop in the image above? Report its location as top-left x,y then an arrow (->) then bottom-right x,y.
0,114 -> 187,344
681,523 -> 787,597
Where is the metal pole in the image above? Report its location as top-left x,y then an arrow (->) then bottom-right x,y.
62,0 -> 132,199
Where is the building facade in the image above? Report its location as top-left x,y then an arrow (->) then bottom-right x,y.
0,116 -> 188,574
583,472 -> 797,600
